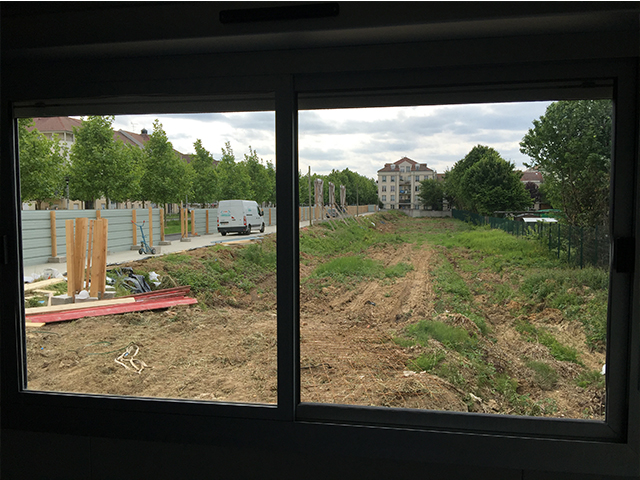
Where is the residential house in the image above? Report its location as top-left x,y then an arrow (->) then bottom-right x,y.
377,157 -> 436,210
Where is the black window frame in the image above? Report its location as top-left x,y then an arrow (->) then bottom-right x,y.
2,57 -> 639,477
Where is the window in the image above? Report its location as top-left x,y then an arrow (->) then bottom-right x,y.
5,55 -> 639,479
416,175 -> 420,181
382,186 -> 386,192
18,107 -> 278,405
391,186 -> 395,192
382,176 -> 386,182
382,195 -> 386,201
390,195 -> 395,201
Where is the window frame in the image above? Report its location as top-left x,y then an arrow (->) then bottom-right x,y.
2,58 -> 639,476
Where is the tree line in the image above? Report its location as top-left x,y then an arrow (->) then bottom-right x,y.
18,116 -> 276,210
417,100 -> 611,228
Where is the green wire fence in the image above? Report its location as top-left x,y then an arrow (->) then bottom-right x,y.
452,209 -> 609,269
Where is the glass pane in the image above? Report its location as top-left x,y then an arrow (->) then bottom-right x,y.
299,101 -> 610,419
21,111 -> 277,404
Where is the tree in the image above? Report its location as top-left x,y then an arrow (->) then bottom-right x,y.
190,139 -> 217,207
445,145 -> 531,215
68,116 -> 138,208
214,142 -> 253,200
519,100 -> 612,227
242,147 -> 274,205
418,179 -> 444,210
18,118 -> 68,209
524,181 -> 542,205
140,120 -> 192,209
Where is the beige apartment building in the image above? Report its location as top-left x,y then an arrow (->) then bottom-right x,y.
377,157 -> 436,210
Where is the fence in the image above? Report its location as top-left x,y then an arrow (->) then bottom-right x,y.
22,208 -> 162,266
452,209 -> 610,269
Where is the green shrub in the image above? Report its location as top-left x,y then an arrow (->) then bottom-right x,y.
526,360 -> 559,390
405,320 -> 477,353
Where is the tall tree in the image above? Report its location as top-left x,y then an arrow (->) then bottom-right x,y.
214,142 -> 253,200
68,116 -> 137,208
446,145 -> 531,215
242,147 -> 274,205
519,100 -> 612,227
190,139 -> 217,207
418,179 -> 444,210
140,120 -> 192,209
18,119 -> 68,209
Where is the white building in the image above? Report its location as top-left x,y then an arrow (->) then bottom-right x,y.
377,157 -> 436,210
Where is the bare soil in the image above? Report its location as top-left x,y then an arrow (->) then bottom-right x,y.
25,217 -> 605,419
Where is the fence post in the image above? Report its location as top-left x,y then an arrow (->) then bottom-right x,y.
50,211 -> 57,258
568,225 -> 572,264
206,210 -> 210,234
132,209 -> 137,246
191,210 -> 196,236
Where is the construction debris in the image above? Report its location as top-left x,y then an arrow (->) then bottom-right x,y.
114,344 -> 149,374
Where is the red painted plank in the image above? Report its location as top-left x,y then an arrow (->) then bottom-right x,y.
27,297 -> 198,324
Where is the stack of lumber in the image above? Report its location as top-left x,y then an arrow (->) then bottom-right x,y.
25,287 -> 196,326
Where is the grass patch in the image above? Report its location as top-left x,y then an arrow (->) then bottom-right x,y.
515,319 -> 582,365
576,369 -> 606,389
313,256 -> 413,282
409,350 -> 446,372
404,320 -> 478,354
526,360 -> 559,390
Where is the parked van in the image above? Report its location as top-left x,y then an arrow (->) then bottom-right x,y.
217,200 -> 265,236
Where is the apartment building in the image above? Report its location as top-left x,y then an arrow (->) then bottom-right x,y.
377,157 -> 436,210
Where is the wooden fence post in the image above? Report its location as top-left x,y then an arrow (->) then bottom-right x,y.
132,209 -> 137,246
206,210 -> 210,234
74,218 -> 88,293
191,210 -> 196,236
50,211 -> 57,257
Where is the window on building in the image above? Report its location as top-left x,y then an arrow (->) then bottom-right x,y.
382,195 -> 386,201
390,195 -> 395,201
382,186 -> 386,192
391,186 -> 395,192
382,176 -> 386,182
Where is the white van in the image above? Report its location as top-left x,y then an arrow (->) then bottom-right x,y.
217,200 -> 265,236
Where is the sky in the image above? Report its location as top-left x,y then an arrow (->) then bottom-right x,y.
111,101 -> 552,180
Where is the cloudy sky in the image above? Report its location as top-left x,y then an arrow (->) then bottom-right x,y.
112,101 -> 551,180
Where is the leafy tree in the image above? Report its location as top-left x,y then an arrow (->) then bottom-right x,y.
418,179 -> 444,210
190,139 -> 217,207
519,100 -> 612,227
18,118 -> 68,209
524,181 -> 542,205
140,120 -> 192,209
242,147 -> 274,205
446,145 -> 531,215
68,116 -> 138,208
214,142 -> 253,200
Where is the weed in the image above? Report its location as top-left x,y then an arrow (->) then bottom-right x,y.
526,360 -> 559,390
405,320 -> 478,354
576,369 -> 606,389
408,350 -> 446,372
515,319 -> 582,364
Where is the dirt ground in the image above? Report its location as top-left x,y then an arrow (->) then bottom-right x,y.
25,218 -> 606,419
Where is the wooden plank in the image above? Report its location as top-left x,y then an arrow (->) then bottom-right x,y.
65,219 -> 75,297
27,297 -> 198,324
86,220 -> 94,290
25,322 -> 46,328
124,286 -> 192,301
24,278 -> 65,291
90,218 -> 108,298
26,297 -> 136,315
75,218 -> 88,292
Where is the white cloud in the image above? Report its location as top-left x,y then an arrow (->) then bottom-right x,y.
111,101 -> 551,179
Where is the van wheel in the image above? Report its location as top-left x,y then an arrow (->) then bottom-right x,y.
221,231 -> 226,236
246,225 -> 251,234
260,224 -> 265,233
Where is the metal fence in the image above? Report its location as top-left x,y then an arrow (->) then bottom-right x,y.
452,209 -> 609,268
